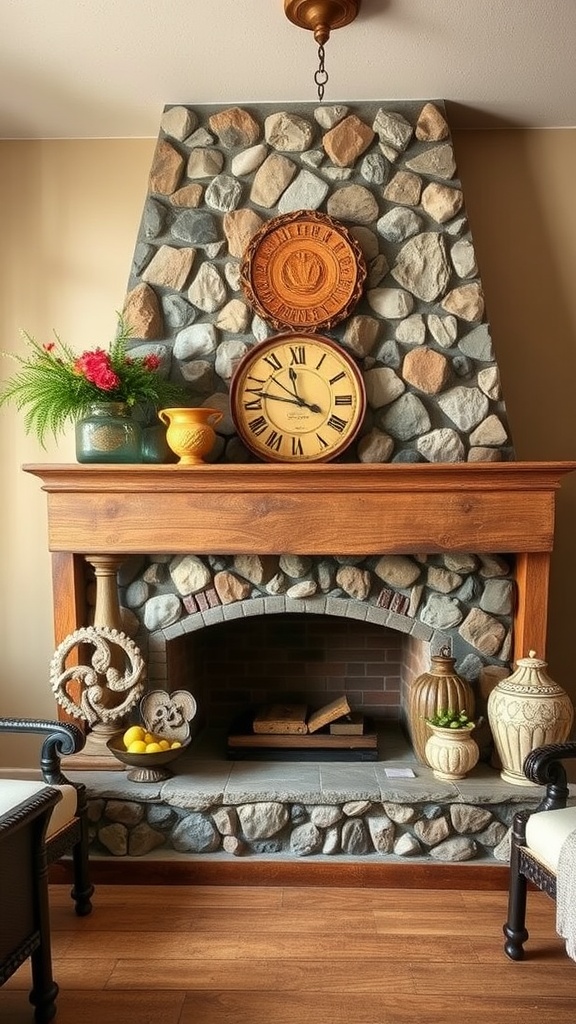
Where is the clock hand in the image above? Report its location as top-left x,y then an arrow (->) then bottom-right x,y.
288,367 -> 300,397
271,371 -> 321,412
256,390 -> 322,414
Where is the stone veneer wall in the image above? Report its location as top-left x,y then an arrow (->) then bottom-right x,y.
121,99 -> 514,465
117,550 -> 515,716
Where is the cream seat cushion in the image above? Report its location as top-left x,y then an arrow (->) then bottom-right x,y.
0,771 -> 77,839
524,805 -> 576,873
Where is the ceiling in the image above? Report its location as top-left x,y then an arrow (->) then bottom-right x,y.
2,0 -> 575,140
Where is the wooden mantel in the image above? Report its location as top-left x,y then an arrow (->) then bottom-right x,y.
24,460 -> 576,662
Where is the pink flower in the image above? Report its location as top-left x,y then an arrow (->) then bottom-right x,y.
73,349 -> 120,391
143,353 -> 160,371
43,342 -> 56,353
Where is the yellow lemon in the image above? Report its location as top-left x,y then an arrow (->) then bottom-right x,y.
144,732 -> 157,744
127,740 -> 147,754
145,742 -> 163,753
170,741 -> 182,749
158,739 -> 171,751
123,725 -> 146,748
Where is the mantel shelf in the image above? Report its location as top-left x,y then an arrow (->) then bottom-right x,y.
24,460 -> 576,663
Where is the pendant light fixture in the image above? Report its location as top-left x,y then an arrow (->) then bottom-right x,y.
284,1 -> 361,101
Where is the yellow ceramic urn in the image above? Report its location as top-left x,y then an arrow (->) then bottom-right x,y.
158,407 -> 223,464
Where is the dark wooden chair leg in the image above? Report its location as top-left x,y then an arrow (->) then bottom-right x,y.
70,804 -> 94,916
503,810 -> 530,960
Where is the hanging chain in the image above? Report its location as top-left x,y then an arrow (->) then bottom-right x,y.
314,43 -> 329,102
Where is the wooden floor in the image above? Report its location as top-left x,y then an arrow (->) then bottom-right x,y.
1,883 -> 575,1023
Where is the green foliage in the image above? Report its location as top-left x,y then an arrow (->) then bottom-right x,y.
426,708 -> 475,730
0,314 -> 185,447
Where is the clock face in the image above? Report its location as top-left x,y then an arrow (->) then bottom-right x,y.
230,333 -> 366,463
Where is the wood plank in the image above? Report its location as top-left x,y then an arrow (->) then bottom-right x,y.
253,704 -> 308,734
307,695 -> 351,732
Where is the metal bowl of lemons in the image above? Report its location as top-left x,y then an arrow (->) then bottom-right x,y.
107,724 -> 191,782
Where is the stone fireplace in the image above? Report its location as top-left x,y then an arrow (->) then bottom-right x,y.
23,99 -> 576,863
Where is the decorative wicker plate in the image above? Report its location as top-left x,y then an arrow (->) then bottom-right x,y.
240,209 -> 367,332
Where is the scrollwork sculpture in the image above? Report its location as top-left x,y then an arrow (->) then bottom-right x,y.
50,625 -> 145,727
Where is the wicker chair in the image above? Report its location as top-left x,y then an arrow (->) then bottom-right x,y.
503,740 -> 576,960
0,782 -> 61,1022
0,718 -> 94,917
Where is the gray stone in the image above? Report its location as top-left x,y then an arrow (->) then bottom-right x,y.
314,105 -> 348,129
479,578 -> 514,615
391,233 -> 450,302
173,322 -> 218,361
341,818 -> 370,854
396,315 -> 426,346
323,826 -> 341,854
125,579 -> 149,609
394,833 -> 422,857
361,151 -> 388,185
438,386 -> 489,431
476,821 -> 508,847
429,837 -> 478,861
188,262 -> 227,313
451,239 -> 477,278
478,366 -> 501,400
215,339 -> 249,381
171,813 -> 220,853
279,555 -> 313,578
187,148 -> 224,178
172,210 -> 219,247
366,288 -> 414,319
450,804 -> 493,833
364,367 -> 405,408
420,593 -> 464,630
382,393 -> 431,441
205,174 -> 243,212
309,805 -> 343,828
376,207 -> 422,242
406,143 -> 456,179
417,428 -> 465,462
290,822 -> 323,856
372,108 -> 413,151
427,314 -> 458,348
265,111 -> 314,151
161,105 -> 197,140
143,593 -> 182,631
367,814 -> 395,853
278,169 -> 330,212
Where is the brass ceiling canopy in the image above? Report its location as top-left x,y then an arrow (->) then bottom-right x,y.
284,1 -> 361,100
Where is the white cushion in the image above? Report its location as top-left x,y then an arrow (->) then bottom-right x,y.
525,806 -> 576,873
0,770 -> 78,839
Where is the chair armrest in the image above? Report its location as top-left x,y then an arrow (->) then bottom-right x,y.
0,718 -> 85,786
523,741 -> 576,811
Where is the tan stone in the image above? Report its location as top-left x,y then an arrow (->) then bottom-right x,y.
383,171 -> 422,206
402,348 -> 449,394
415,103 -> 450,141
169,184 -> 203,208
148,138 -> 185,195
442,283 -> 485,321
250,153 -> 297,207
234,554 -> 279,585
421,182 -> 464,223
122,282 -> 163,339
213,571 -> 251,604
322,114 -> 375,167
335,566 -> 371,600
208,107 -> 260,149
223,208 -> 265,258
142,245 -> 196,290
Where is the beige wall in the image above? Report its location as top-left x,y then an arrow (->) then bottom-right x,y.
1,131 -> 575,767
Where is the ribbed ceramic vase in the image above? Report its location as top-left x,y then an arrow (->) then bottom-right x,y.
487,650 -> 574,785
158,407 -> 223,464
406,648 -> 475,764
424,724 -> 480,781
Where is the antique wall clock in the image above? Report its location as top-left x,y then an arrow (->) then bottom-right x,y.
230,333 -> 366,463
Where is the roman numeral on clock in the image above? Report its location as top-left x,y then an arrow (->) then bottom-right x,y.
264,352 -> 282,371
291,437 -> 304,456
265,430 -> 283,452
329,371 -> 346,385
289,345 -> 306,365
244,398 -> 262,411
248,415 -> 268,436
327,414 -> 348,433
334,395 -> 353,406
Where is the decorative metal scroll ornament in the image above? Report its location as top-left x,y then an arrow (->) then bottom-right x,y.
50,625 -> 146,727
